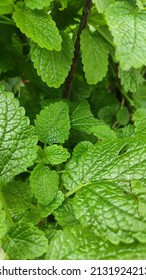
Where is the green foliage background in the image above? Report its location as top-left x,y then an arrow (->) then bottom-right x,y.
1,0 -> 146,260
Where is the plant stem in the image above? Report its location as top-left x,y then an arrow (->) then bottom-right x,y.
0,190 -> 14,225
63,0 -> 92,99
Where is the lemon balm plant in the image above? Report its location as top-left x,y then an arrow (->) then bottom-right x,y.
1,0 -> 146,260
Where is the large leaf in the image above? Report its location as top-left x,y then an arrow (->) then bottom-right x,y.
3,222 -> 48,259
44,145 -> 70,165
13,2 -> 62,51
105,1 -> 146,70
24,0 -> 52,10
30,32 -> 74,88
30,164 -> 59,206
93,0 -> 115,13
0,86 -> 38,187
45,225 -> 146,259
118,67 -> 145,93
73,181 -> 146,243
34,101 -> 70,144
80,29 -> 109,84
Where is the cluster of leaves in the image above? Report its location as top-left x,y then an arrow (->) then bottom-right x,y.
1,0 -> 146,260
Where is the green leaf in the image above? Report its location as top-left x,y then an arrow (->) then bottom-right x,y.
30,164 -> 59,206
3,222 -> 48,259
24,0 -> 52,10
73,181 -> 146,244
44,145 -> 70,165
0,0 -> 14,15
118,67 -> 145,93
2,180 -> 32,215
45,225 -> 146,259
0,86 -> 38,187
72,141 -> 93,162
13,2 -> 62,51
93,0 -> 115,13
133,108 -> 146,137
0,200 -> 7,241
90,121 -> 117,140
0,48 -> 15,74
34,101 -> 70,144
80,29 -> 109,84
53,198 -> 78,227
30,32 -> 74,88
116,107 -> 130,126
70,100 -> 98,134
105,1 -> 146,70
45,225 -> 102,260
63,138 -> 146,191
38,191 -> 64,217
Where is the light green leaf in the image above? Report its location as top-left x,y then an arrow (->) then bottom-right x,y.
0,0 -> 14,15
30,32 -> 74,88
0,86 -> 38,187
0,200 -> 7,241
70,100 -> 98,134
30,164 -> 59,206
72,141 -> 93,162
80,29 -> 109,84
34,101 -> 70,144
53,198 -> 78,227
44,145 -> 70,165
116,107 -> 130,126
13,2 -> 62,51
3,222 -> 48,259
133,108 -> 146,137
92,0 -> 115,13
90,121 -> 117,140
105,1 -> 146,70
63,138 -> 146,191
119,68 -> 145,93
38,191 -> 64,217
2,180 -> 32,215
45,225 -> 102,260
45,225 -> 146,259
73,181 -> 146,243
24,0 -> 52,10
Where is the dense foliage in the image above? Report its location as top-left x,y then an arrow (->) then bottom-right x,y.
1,0 -> 146,260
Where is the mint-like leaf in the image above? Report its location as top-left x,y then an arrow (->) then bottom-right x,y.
30,164 -> 59,206
0,0 -> 14,15
80,29 -> 109,84
93,0 -> 115,13
0,200 -> 7,241
13,2 -> 62,51
3,222 -> 48,259
105,1 -> 146,70
38,191 -> 64,217
118,67 -> 145,93
0,86 -> 38,187
24,0 -> 52,10
44,145 -> 70,165
35,101 -> 70,144
30,32 -> 74,88
133,108 -> 146,137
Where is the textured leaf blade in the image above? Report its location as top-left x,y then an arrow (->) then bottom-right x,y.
30,164 -> 59,206
24,0 -> 52,10
93,0 -> 115,13
73,181 -> 146,243
0,86 -> 38,186
133,108 -> 146,137
80,29 -> 109,84
3,223 -> 48,259
105,2 -> 146,70
44,145 -> 70,165
38,191 -> 64,217
0,200 -> 7,241
30,33 -> 74,88
118,67 -> 145,93
13,2 -> 62,51
0,0 -> 14,15
35,101 -> 70,144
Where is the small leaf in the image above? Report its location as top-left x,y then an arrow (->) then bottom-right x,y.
3,222 -> 48,259
13,2 -> 62,51
105,1 -> 146,70
0,86 -> 38,187
38,191 -> 64,217
30,164 -> 59,206
24,0 -> 53,10
34,101 -> 70,144
133,108 -> 146,137
44,145 -> 70,165
80,29 -> 109,84
90,121 -> 117,140
116,107 -> 130,126
30,32 -> 74,88
118,67 -> 145,93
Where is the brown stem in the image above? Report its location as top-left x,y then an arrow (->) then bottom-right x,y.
63,0 -> 92,99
